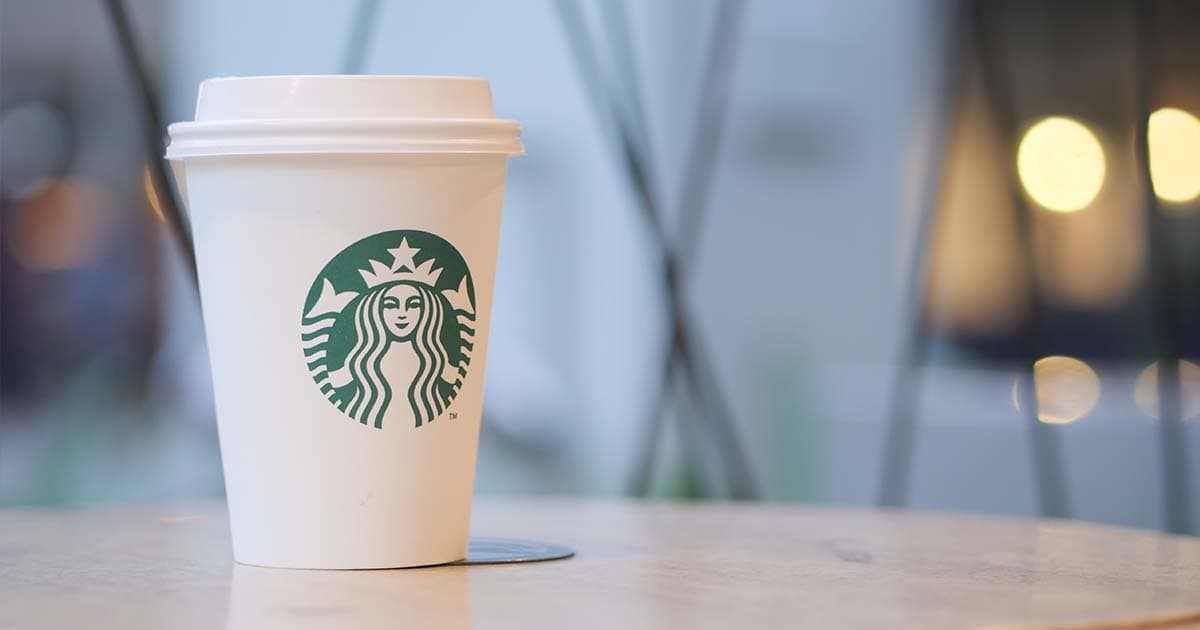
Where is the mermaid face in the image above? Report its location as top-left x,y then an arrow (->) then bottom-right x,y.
381,284 -> 423,340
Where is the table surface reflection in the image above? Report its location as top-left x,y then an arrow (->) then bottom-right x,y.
1,499 -> 1198,629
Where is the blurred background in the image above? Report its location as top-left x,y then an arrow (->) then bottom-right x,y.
1,0 -> 1198,535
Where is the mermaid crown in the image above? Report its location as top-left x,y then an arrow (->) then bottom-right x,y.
359,237 -> 444,288
304,237 -> 475,320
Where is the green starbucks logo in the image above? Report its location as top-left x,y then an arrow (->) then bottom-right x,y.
301,230 -> 476,429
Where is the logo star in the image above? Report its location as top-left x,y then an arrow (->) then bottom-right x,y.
387,238 -> 421,272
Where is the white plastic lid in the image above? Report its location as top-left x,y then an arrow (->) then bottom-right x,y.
166,75 -> 523,159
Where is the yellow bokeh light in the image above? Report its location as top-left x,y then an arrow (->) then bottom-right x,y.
1017,117 -> 1106,213
1133,360 -> 1200,422
1012,356 -> 1101,424
1148,108 -> 1200,205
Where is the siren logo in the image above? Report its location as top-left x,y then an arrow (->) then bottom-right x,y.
301,230 -> 476,429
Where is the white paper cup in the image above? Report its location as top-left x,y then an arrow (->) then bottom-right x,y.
167,76 -> 523,569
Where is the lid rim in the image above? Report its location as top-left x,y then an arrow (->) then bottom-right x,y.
166,129 -> 525,159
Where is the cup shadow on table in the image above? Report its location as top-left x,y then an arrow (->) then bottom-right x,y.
224,562 -> 471,630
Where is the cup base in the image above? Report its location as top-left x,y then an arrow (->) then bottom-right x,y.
232,537 -> 574,570
233,557 -> 466,570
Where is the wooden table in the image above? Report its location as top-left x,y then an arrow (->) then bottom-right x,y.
1,499 -> 1198,629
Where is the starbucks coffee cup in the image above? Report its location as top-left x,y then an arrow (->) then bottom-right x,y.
166,76 -> 523,569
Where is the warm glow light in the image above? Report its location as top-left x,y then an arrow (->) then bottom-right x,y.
1148,108 -> 1200,205
1017,117 -> 1105,213
927,106 -> 1029,335
1133,360 -> 1200,422
6,179 -> 113,271
1012,356 -> 1101,424
143,165 -> 166,222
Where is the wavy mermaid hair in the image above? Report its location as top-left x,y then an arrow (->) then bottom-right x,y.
341,281 -> 452,428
